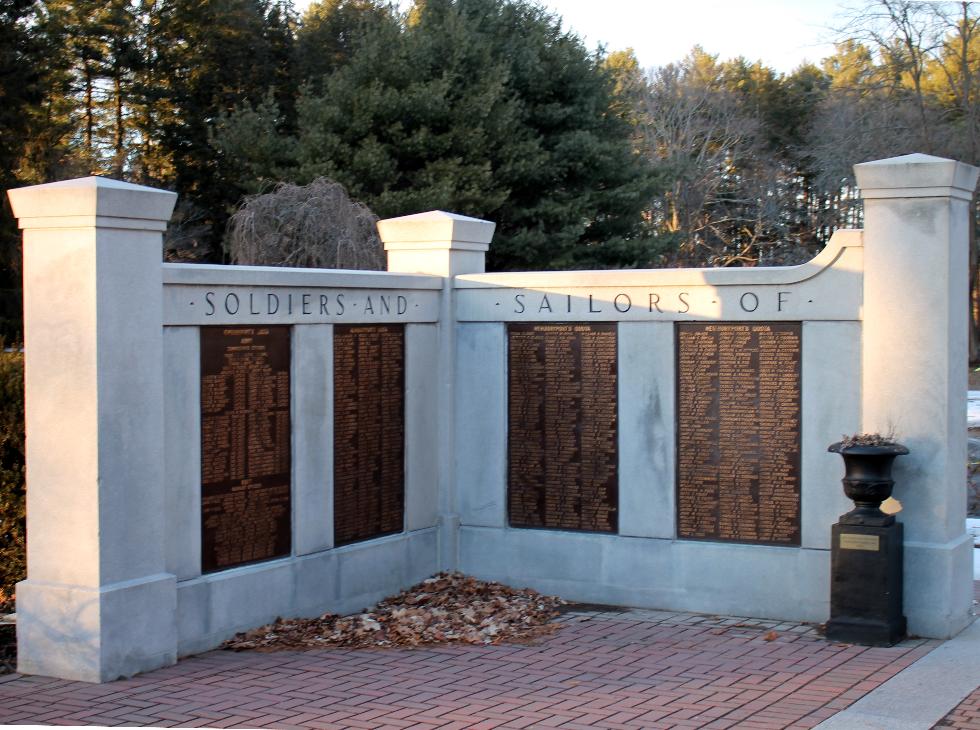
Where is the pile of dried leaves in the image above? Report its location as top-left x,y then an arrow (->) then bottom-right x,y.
223,572 -> 565,651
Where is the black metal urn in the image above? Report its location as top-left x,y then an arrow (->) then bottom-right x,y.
827,441 -> 909,526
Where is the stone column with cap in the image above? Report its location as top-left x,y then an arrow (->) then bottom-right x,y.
7,177 -> 178,681
856,153 -> 980,638
377,211 -> 495,569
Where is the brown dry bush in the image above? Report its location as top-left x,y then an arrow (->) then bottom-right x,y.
225,178 -> 385,270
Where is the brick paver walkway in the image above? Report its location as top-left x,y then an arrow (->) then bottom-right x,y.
935,685 -> 980,729
928,580 -> 980,730
0,607 -> 938,729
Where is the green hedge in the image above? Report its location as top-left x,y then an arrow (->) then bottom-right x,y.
0,349 -> 24,609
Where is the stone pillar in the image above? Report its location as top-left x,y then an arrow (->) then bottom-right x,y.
856,153 -> 980,638
8,177 -> 178,681
378,211 -> 495,569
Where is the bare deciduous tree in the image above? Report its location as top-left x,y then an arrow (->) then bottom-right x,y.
930,2 -> 980,161
837,0 -> 942,145
821,1 -> 980,358
641,63 -> 759,243
225,177 -> 385,270
640,55 -> 815,267
805,84 -> 949,231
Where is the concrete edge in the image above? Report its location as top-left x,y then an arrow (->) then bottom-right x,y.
814,616 -> 980,729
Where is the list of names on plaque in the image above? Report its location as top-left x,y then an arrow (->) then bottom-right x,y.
333,324 -> 405,546
200,326 -> 291,572
676,322 -> 801,545
508,323 -> 618,533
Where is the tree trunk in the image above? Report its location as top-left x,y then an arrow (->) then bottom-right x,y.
84,64 -> 94,154
114,71 -> 124,176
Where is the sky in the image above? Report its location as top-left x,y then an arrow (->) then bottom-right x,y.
293,0 -> 849,74
537,0 -> 845,73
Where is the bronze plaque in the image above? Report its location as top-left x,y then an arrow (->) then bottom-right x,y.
333,324 -> 405,545
676,322 -> 801,545
508,323 -> 618,533
840,533 -> 880,551
200,326 -> 291,573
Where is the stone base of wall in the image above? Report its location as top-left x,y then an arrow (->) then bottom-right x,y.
459,526 -> 831,623
176,528 -> 438,657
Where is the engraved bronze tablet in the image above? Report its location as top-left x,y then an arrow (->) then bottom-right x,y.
508,323 -> 618,533
201,326 -> 291,572
676,322 -> 801,545
333,324 -> 405,545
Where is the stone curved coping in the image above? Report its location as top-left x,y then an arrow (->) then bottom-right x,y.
455,229 -> 863,289
163,263 -> 443,290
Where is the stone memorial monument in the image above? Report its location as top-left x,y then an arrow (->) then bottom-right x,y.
6,153 -> 978,682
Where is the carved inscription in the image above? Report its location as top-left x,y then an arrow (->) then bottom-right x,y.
508,323 -> 618,533
333,324 -> 405,545
201,326 -> 291,572
676,322 -> 801,545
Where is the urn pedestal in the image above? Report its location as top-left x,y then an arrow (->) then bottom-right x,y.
825,442 -> 908,646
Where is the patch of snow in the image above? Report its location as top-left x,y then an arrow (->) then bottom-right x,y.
969,391 -> 980,427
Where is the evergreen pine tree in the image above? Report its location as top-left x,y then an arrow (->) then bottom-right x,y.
217,0 -> 658,269
155,0 -> 296,255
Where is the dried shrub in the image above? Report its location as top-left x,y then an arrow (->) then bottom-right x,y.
163,200 -> 213,263
223,572 -> 565,651
836,432 -> 899,449
225,178 -> 385,270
